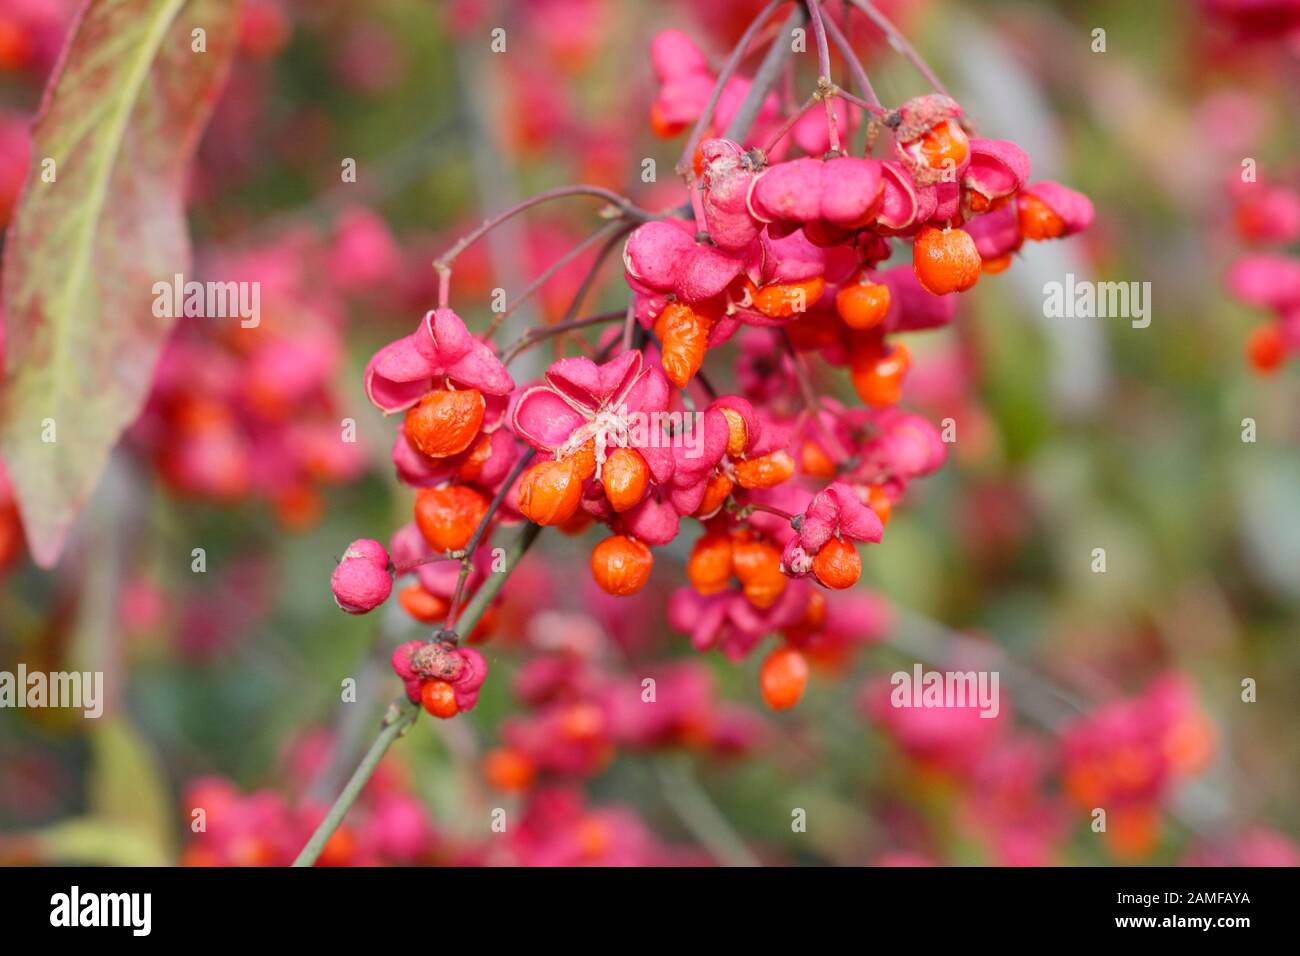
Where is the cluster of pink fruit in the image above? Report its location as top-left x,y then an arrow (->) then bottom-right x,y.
329,2 -> 1093,721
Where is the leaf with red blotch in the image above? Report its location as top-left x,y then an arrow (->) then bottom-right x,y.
0,0 -> 241,568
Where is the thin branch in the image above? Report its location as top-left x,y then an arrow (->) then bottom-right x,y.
724,6 -> 809,143
292,698 -> 420,866
804,0 -> 841,152
846,0 -> 950,97
433,185 -> 657,309
820,10 -> 882,109
482,220 -> 629,342
677,0 -> 790,176
500,310 -> 626,366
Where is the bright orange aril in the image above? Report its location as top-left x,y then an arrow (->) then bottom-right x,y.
602,448 -> 650,512
414,484 -> 490,552
517,457 -> 584,526
655,301 -> 714,388
733,450 -> 796,489
404,388 -> 486,458
750,276 -> 826,319
719,407 -> 748,457
835,279 -> 892,330
420,679 -> 459,719
1017,192 -> 1066,241
812,537 -> 861,589
913,119 -> 969,171
695,472 -> 734,516
912,225 -> 981,295
398,584 -> 451,624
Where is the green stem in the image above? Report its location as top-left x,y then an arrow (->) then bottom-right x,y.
292,522 -> 544,866
291,699 -> 419,867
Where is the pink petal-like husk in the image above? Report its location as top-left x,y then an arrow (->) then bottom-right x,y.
447,338 -> 515,395
511,385 -> 589,451
678,245 -> 744,301
392,433 -> 455,487
364,334 -> 435,413
620,364 -> 670,416
964,139 -> 1030,200
650,29 -> 709,81
819,157 -> 883,227
624,220 -> 697,291
748,158 -> 825,224
877,162 -> 921,230
418,308 -> 473,365
621,496 -> 680,545
880,265 -> 959,333
964,203 -> 1022,260
759,227 -> 826,283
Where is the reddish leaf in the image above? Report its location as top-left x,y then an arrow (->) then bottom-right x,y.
0,0 -> 240,567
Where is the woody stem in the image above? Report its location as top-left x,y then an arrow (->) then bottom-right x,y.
724,5 -> 807,142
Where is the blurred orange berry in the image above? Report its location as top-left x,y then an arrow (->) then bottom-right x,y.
1247,324 -> 1285,374
799,439 -> 837,478
590,535 -> 653,596
732,533 -> 786,609
760,646 -> 809,711
687,531 -> 735,595
850,339 -> 911,407
483,747 -> 536,792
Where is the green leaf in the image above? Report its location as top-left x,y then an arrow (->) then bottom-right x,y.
0,0 -> 240,567
22,718 -> 176,866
